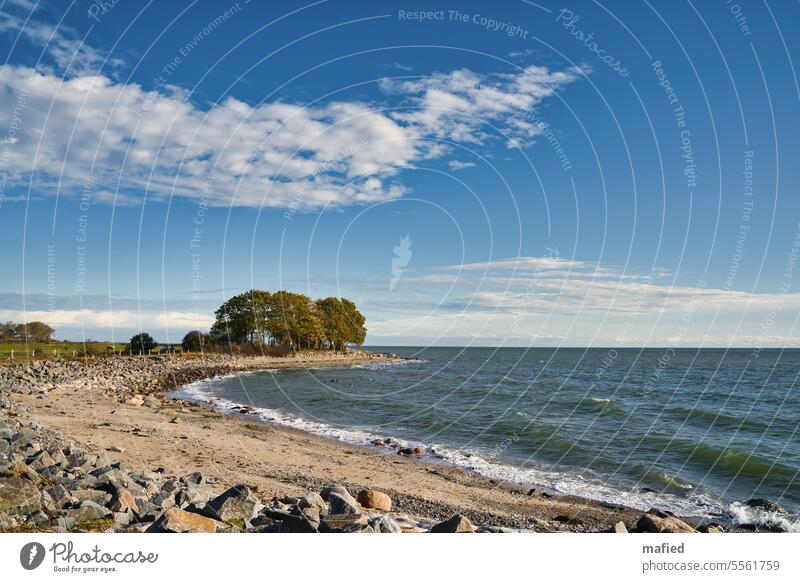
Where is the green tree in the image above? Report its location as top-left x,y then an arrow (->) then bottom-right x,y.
210,290 -> 272,345
315,297 -> 349,350
266,291 -> 324,350
181,330 -> 211,352
340,299 -> 366,346
129,332 -> 157,354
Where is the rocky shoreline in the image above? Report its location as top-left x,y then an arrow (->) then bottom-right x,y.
0,353 -> 786,533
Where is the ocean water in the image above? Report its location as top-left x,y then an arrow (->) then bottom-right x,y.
174,347 -> 800,530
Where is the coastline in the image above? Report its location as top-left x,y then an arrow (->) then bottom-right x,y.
0,352 -> 759,532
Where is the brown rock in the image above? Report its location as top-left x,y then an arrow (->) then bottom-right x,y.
0,477 -> 42,515
147,508 -> 218,533
636,512 -> 696,533
357,489 -> 392,512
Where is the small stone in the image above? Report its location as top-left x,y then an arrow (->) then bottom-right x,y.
357,489 -> 392,512
107,446 -> 126,453
612,521 -> 628,533
430,514 -> 474,533
170,416 -> 181,424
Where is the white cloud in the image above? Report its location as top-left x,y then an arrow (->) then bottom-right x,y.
0,61 -> 580,209
0,309 -> 214,331
448,160 -> 476,170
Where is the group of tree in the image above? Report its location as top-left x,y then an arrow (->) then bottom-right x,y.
204,290 -> 366,351
0,321 -> 55,342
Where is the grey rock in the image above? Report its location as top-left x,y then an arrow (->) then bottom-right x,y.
0,477 -> 42,515
328,492 -> 360,515
369,514 -> 402,533
204,485 -> 260,523
68,500 -> 112,523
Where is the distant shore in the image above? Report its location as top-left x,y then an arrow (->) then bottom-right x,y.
0,351 -> 750,532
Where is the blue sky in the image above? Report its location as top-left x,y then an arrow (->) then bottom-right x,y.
0,0 -> 799,347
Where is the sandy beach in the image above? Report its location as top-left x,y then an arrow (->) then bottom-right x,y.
0,351 -> 662,532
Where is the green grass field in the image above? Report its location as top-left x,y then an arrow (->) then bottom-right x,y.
0,341 -> 142,360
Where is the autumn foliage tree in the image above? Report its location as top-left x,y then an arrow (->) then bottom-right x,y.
209,290 -> 366,351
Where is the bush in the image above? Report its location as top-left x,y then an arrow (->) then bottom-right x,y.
181,330 -> 211,352
129,332 -> 157,355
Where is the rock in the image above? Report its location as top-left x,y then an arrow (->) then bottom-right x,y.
297,492 -> 326,511
205,485 -> 260,523
179,472 -> 204,486
636,511 -> 696,533
320,484 -> 355,503
328,492 -> 360,515
109,488 -> 139,513
397,446 -> 425,456
319,513 -> 369,533
0,477 -> 42,515
107,446 -> 126,453
68,500 -> 112,523
134,499 -> 160,522
369,514 -> 402,533
745,498 -> 788,514
125,395 -> 144,406
147,507 -> 218,533
611,521 -> 628,533
430,514 -> 475,533
698,523 -> 726,533
28,450 -> 55,470
71,488 -> 112,505
278,513 -> 319,533
169,416 -> 181,424
357,489 -> 391,512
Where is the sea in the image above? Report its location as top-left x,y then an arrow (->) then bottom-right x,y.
172,347 -> 800,531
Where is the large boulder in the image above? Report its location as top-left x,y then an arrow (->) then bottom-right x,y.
147,508 -> 218,533
430,514 -> 475,533
636,511 -> 696,533
68,500 -> 112,523
204,485 -> 260,524
328,492 -> 360,515
357,489 -> 392,512
0,477 -> 41,515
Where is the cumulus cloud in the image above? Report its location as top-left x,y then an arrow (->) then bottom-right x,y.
0,61 -> 580,209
